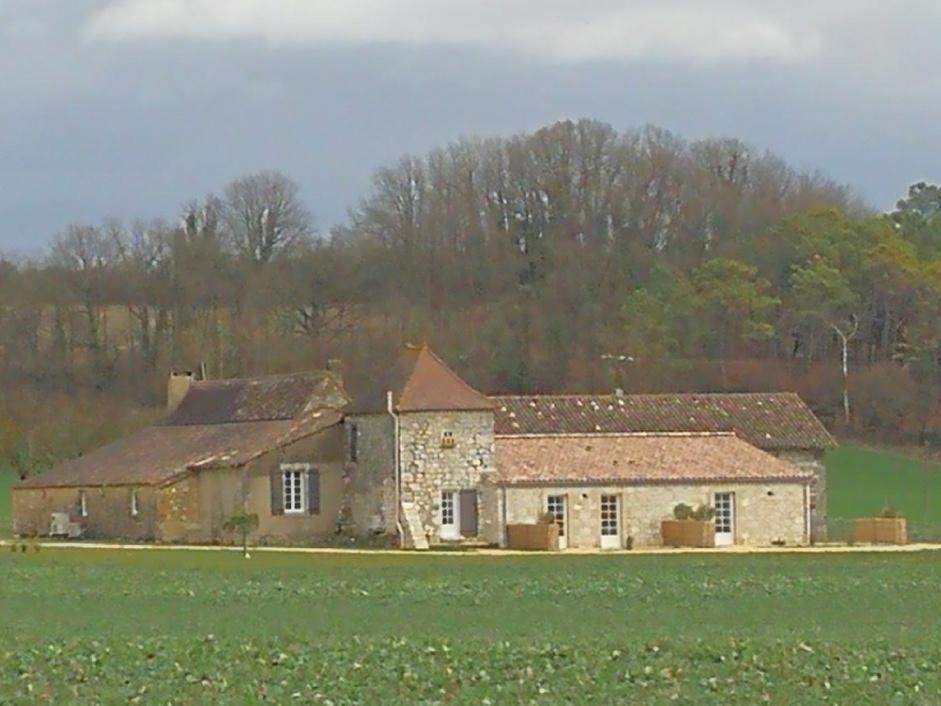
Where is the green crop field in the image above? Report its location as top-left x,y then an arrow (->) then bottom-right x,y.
0,469 -> 12,538
2,548 -> 941,704
826,445 -> 941,540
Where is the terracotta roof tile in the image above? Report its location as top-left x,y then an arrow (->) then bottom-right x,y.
16,410 -> 342,489
162,371 -> 347,425
493,393 -> 834,451
492,433 -> 813,486
350,345 -> 492,414
18,369 -> 348,489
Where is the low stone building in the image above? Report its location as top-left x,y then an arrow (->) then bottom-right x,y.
12,371 -> 348,543
492,393 -> 835,541
483,433 -> 813,549
11,345 -> 835,550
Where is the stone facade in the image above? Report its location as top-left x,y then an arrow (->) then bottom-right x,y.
156,475 -> 200,542
12,485 -> 157,540
344,414 -> 397,536
495,480 -> 810,548
775,449 -> 826,541
398,410 -> 495,543
12,425 -> 346,544
188,426 -> 346,544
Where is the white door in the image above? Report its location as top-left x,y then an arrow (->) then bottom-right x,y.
547,495 -> 568,549
600,494 -> 621,549
714,492 -> 735,546
440,490 -> 460,539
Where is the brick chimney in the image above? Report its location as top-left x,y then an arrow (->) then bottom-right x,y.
167,370 -> 195,412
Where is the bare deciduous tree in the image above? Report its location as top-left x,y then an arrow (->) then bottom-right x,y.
223,171 -> 311,264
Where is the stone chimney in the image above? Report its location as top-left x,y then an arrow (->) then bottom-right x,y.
167,370 -> 195,412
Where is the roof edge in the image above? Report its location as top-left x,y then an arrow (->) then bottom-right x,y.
489,475 -> 814,487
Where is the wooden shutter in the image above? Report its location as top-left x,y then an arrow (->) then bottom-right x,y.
459,489 -> 478,537
307,468 -> 320,515
270,469 -> 284,515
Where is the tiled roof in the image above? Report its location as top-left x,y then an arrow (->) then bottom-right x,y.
349,344 -> 492,414
492,433 -> 813,486
18,369 -> 348,489
162,371 -> 347,426
16,410 -> 342,489
493,393 -> 834,451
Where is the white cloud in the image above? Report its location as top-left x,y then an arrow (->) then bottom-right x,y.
85,0 -> 823,65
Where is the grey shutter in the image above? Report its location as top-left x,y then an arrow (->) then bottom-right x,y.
307,468 -> 320,515
270,469 -> 284,515
460,489 -> 478,537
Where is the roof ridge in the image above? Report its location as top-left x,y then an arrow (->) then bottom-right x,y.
421,347 -> 490,403
491,391 -> 802,399
496,431 -> 738,439
193,370 -> 326,387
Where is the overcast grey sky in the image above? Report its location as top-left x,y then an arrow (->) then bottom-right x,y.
1,1 -> 939,252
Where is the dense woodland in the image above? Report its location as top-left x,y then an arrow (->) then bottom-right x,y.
2,119 -> 940,475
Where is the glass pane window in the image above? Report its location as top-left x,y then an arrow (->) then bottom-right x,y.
600,495 -> 619,536
283,470 -> 305,513
547,495 -> 566,537
441,491 -> 455,526
715,493 -> 733,533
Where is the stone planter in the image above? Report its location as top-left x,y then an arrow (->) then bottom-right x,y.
661,519 -> 716,548
852,517 -> 907,545
506,523 -> 560,551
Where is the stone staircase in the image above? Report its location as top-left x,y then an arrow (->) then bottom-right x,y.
400,501 -> 429,550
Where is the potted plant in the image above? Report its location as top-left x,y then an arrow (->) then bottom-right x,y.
661,503 -> 716,548
506,511 -> 560,551
851,506 -> 907,545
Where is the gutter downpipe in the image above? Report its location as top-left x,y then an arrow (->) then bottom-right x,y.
388,391 -> 404,547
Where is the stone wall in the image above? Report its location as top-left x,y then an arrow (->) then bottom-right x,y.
191,425 -> 346,544
776,449 -> 826,541
156,474 -> 201,542
398,410 -> 494,543
501,481 -> 809,548
12,485 -> 157,540
344,413 -> 396,536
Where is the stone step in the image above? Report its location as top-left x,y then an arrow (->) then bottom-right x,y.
400,501 -> 429,550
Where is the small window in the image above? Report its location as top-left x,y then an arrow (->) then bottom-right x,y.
283,469 -> 306,514
130,490 -> 139,517
349,423 -> 359,462
79,490 -> 88,518
441,430 -> 456,449
547,495 -> 566,538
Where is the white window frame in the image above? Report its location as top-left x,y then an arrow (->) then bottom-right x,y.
130,490 -> 139,518
79,490 -> 88,518
281,463 -> 313,514
547,495 -> 566,539
439,490 -> 460,539
600,494 -> 620,548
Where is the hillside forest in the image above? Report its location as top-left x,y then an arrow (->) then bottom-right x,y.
1,119 -> 940,476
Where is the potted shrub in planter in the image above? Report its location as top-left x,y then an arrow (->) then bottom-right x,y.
506,511 -> 560,551
661,503 -> 716,548
852,506 -> 907,545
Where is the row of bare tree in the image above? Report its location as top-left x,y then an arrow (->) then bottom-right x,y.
1,120 -> 939,474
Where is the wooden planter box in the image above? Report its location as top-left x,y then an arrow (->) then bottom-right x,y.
852,517 -> 907,545
506,523 -> 560,551
661,520 -> 715,548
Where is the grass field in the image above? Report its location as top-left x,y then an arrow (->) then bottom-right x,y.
826,445 -> 941,540
0,468 -> 12,538
2,548 -> 941,704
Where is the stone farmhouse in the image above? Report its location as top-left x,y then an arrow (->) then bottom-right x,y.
11,345 -> 835,549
